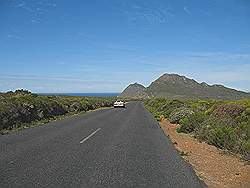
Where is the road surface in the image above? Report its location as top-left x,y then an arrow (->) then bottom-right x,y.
0,102 -> 206,187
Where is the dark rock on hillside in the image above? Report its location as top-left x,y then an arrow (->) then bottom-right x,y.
121,73 -> 250,100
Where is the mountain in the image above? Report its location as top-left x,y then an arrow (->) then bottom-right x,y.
120,83 -> 149,98
120,73 -> 250,100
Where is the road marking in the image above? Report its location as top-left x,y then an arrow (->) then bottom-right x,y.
80,128 -> 101,144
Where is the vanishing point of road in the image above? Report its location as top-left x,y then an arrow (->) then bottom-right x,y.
0,102 -> 206,187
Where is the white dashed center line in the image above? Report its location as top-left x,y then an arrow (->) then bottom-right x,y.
80,128 -> 101,144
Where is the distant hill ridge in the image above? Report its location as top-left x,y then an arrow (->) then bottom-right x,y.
120,73 -> 250,100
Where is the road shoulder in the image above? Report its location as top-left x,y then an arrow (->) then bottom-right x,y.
160,119 -> 250,188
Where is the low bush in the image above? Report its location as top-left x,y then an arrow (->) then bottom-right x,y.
178,112 -> 207,133
214,104 -> 246,118
169,107 -> 194,124
0,90 -> 116,131
144,98 -> 250,158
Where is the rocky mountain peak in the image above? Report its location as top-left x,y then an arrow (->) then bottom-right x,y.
154,73 -> 197,85
119,83 -> 148,98
120,73 -> 250,100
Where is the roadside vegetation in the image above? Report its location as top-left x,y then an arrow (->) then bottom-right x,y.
144,98 -> 250,159
0,90 -> 116,134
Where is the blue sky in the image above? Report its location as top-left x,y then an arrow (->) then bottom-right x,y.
0,0 -> 250,93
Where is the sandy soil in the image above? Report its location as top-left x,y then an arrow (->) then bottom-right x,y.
160,119 -> 250,188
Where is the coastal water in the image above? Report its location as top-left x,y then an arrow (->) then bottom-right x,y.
38,93 -> 119,97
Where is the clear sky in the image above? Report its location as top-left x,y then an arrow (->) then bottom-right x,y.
0,0 -> 250,93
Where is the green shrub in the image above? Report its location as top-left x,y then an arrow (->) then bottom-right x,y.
145,98 -> 250,157
206,125 -> 236,149
214,104 -> 246,118
159,99 -> 186,117
169,107 -> 194,124
243,139 -> 250,155
195,116 -> 249,155
0,90 -> 116,131
245,108 -> 250,116
188,99 -> 213,112
178,112 -> 207,133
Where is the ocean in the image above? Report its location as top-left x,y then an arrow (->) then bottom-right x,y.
38,93 -> 120,97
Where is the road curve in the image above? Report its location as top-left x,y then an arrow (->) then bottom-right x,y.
0,102 -> 206,187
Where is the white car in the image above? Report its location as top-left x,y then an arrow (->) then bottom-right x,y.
114,101 -> 125,108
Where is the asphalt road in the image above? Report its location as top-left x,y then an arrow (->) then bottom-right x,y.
0,102 -> 206,188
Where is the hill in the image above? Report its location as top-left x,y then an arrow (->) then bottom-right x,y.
121,73 -> 250,100
120,83 -> 149,98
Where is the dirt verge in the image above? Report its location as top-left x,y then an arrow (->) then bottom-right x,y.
160,119 -> 250,188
